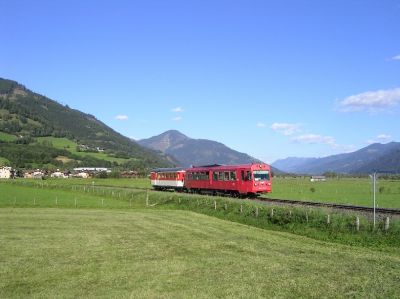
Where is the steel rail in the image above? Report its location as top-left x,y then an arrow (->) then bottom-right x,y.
258,197 -> 400,215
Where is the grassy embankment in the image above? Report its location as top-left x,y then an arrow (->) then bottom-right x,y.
30,176 -> 400,209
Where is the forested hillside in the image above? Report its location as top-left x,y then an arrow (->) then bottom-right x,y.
0,78 -> 175,171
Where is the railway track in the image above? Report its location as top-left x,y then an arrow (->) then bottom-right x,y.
258,197 -> 400,215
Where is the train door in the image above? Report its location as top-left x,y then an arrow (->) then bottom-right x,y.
239,168 -> 252,194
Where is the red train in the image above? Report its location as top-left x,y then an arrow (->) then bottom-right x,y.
150,163 -> 272,197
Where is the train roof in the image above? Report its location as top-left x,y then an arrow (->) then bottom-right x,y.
151,167 -> 186,173
187,163 -> 270,171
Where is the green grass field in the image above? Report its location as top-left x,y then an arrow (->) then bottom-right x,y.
1,181 -> 400,297
0,132 -> 17,142
269,177 -> 400,208
1,208 -> 400,298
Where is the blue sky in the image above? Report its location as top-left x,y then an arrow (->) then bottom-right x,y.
1,0 -> 400,163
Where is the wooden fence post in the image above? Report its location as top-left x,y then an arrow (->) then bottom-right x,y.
305,212 -> 309,223
214,200 -> 217,210
270,208 -> 274,218
385,217 -> 390,231
146,190 -> 149,206
327,214 -> 330,224
240,204 -> 243,214
356,217 -> 360,231
255,207 -> 259,217
224,203 -> 227,210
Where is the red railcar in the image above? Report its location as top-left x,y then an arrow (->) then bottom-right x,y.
150,168 -> 186,191
184,163 -> 272,197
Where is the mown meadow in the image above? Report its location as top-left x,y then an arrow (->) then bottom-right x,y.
1,179 -> 400,298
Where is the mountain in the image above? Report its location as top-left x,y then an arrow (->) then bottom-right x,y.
271,157 -> 317,174
272,142 -> 400,174
138,130 -> 264,167
0,78 -> 175,170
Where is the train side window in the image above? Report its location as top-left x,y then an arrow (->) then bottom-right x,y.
213,172 -> 218,181
218,172 -> 224,180
230,171 -> 237,181
246,171 -> 251,181
224,171 -> 230,181
241,170 -> 244,181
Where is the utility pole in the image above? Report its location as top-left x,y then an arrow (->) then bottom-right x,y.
370,172 -> 377,228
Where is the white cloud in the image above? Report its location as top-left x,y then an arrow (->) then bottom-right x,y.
392,54 -> 400,60
115,115 -> 128,120
270,123 -> 301,135
337,88 -> 400,112
171,116 -> 183,121
292,134 -> 337,147
366,134 -> 393,144
171,107 -> 184,113
256,122 -> 266,128
292,134 -> 357,153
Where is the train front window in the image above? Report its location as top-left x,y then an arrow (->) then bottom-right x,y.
253,170 -> 270,181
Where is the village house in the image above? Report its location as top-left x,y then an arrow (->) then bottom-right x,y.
51,170 -> 69,178
310,175 -> 326,182
24,170 -> 45,179
74,172 -> 90,179
0,167 -> 12,179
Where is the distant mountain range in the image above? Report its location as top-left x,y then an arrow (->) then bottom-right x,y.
272,142 -> 400,174
138,130 -> 264,167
